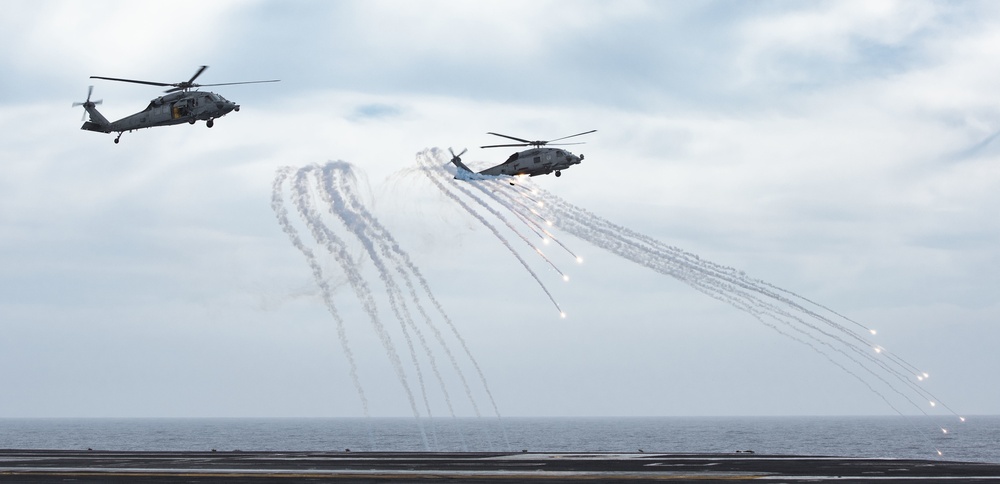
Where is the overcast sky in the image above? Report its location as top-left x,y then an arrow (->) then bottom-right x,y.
1,1 -> 997,422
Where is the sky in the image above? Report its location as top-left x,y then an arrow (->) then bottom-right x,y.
0,0 -> 998,421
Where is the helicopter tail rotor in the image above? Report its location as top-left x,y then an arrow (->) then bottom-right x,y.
448,147 -> 473,174
449,147 -> 468,163
72,85 -> 103,121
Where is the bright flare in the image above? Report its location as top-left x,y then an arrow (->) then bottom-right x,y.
576,257 -> 583,264
560,311 -> 567,319
960,417 -> 967,422
562,275 -> 570,282
930,401 -> 937,407
941,428 -> 949,434
869,329 -> 877,335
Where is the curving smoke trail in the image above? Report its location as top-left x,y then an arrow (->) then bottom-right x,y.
326,163 -> 510,437
417,152 -> 566,317
526,185 -> 954,415
336,163 -> 514,448
416,147 -> 963,454
271,168 -> 375,447
272,161 -> 509,451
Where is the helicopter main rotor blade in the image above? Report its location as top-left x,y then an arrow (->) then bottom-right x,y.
197,80 -> 281,87
187,65 -> 208,84
162,66 -> 210,93
90,76 -> 172,87
93,66 -> 280,93
546,129 -> 597,143
487,132 -> 533,144
481,143 -> 531,149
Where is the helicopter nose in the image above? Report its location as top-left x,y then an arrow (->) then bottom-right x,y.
218,101 -> 239,113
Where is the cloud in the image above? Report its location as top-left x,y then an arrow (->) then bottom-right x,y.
349,103 -> 404,121
0,1 -> 248,103
1,1 -> 999,418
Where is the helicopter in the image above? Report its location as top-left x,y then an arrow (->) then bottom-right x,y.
449,130 -> 595,179
74,66 -> 279,144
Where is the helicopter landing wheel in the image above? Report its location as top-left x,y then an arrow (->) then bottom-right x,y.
206,118 -> 214,128
555,170 -> 561,177
189,119 -> 196,125
114,133 -> 122,144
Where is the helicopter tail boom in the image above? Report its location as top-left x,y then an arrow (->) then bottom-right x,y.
448,148 -> 474,173
79,104 -> 112,132
450,156 -> 473,173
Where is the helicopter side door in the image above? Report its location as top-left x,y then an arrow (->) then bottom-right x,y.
170,98 -> 194,119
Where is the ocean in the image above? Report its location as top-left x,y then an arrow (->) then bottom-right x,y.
1,416 -> 996,463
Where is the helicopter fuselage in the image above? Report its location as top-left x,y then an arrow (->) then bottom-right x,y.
77,65 -> 277,143
478,147 -> 583,177
81,90 -> 240,138
450,130 -> 594,179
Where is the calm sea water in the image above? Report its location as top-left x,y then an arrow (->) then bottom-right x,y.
0,416 -> 996,463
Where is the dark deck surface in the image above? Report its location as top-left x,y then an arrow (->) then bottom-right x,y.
1,449 -> 999,483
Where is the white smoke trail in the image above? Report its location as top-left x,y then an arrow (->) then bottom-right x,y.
324,162 -> 510,449
528,186 -> 954,415
274,160 -> 511,451
528,181 -> 945,416
339,164 -> 510,448
339,164 -> 516,449
433,157 -> 569,281
337,169 -> 474,382
286,165 -> 430,450
417,148 -> 964,449
501,184 -> 582,262
417,150 -> 566,317
319,163 -> 460,449
271,168 -> 374,448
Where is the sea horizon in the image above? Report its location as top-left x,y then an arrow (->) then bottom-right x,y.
1,415 -> 995,463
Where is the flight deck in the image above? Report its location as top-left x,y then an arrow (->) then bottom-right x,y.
1,449 -> 1000,483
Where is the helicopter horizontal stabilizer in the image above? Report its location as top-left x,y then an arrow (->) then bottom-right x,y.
80,121 -> 111,133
